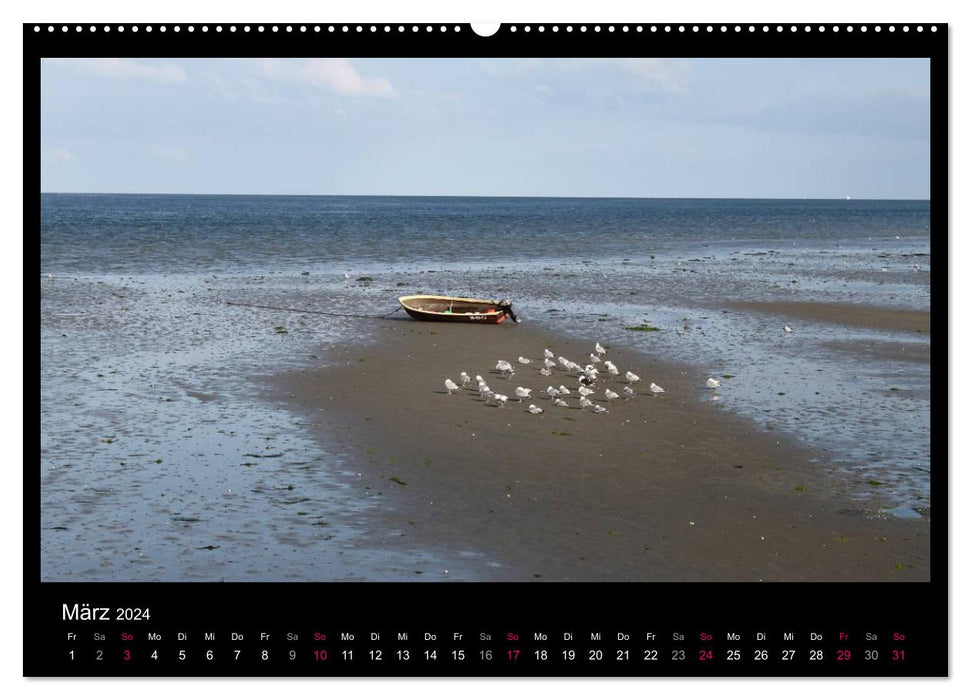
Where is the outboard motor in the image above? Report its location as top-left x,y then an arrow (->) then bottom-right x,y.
497,299 -> 521,323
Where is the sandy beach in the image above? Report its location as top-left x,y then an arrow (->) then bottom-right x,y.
273,316 -> 929,583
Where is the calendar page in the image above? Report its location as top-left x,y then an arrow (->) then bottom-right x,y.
27,20 -> 947,677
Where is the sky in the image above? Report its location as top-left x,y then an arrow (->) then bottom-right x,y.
39,57 -> 930,199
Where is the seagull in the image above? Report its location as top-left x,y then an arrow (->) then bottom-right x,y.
591,404 -> 609,414
649,382 -> 665,395
518,356 -> 532,365
578,386 -> 594,397
459,371 -> 472,387
496,360 -> 514,377
622,386 -> 635,399
553,397 -> 569,408
477,376 -> 491,395
47,273 -> 54,282
444,379 -> 459,395
579,397 -> 594,409
605,389 -> 619,401
544,348 -> 555,359
527,404 -> 544,414
589,353 -> 602,365
557,356 -> 571,369
595,342 -> 606,355
558,385 -> 571,396
706,378 -> 721,389
543,358 -> 556,371
545,386 -> 561,398
514,387 -> 532,402
625,371 -> 641,385
538,367 -> 552,376
494,394 -> 508,407
784,325 -> 794,333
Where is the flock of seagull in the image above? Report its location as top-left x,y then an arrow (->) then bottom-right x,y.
440,341 -> 721,415
440,322 -> 800,413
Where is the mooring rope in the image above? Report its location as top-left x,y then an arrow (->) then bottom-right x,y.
225,300 -> 404,319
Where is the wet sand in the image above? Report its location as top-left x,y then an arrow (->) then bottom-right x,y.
723,300 -> 930,335
273,319 -> 929,582
822,339 -> 931,364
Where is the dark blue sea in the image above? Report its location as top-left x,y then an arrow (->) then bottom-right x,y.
42,194 -> 930,273
40,194 -> 932,580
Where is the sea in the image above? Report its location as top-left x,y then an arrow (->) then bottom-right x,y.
39,194 -> 933,581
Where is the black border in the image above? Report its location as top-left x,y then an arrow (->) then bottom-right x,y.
26,22 -> 949,677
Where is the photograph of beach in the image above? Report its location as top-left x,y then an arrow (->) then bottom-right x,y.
39,57 -> 931,582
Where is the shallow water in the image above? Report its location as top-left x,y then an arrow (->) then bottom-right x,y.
40,272 -> 487,581
39,194 -> 933,580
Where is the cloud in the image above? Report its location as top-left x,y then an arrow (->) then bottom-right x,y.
72,58 -> 187,84
240,78 -> 285,105
611,59 -> 691,94
260,59 -> 395,98
209,72 -> 238,102
477,59 -> 691,95
50,148 -> 75,161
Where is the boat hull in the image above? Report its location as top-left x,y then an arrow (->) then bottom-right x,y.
398,295 -> 510,324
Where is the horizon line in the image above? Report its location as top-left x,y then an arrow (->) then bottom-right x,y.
39,192 -> 930,202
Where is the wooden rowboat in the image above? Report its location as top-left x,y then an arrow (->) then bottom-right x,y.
398,295 -> 520,324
